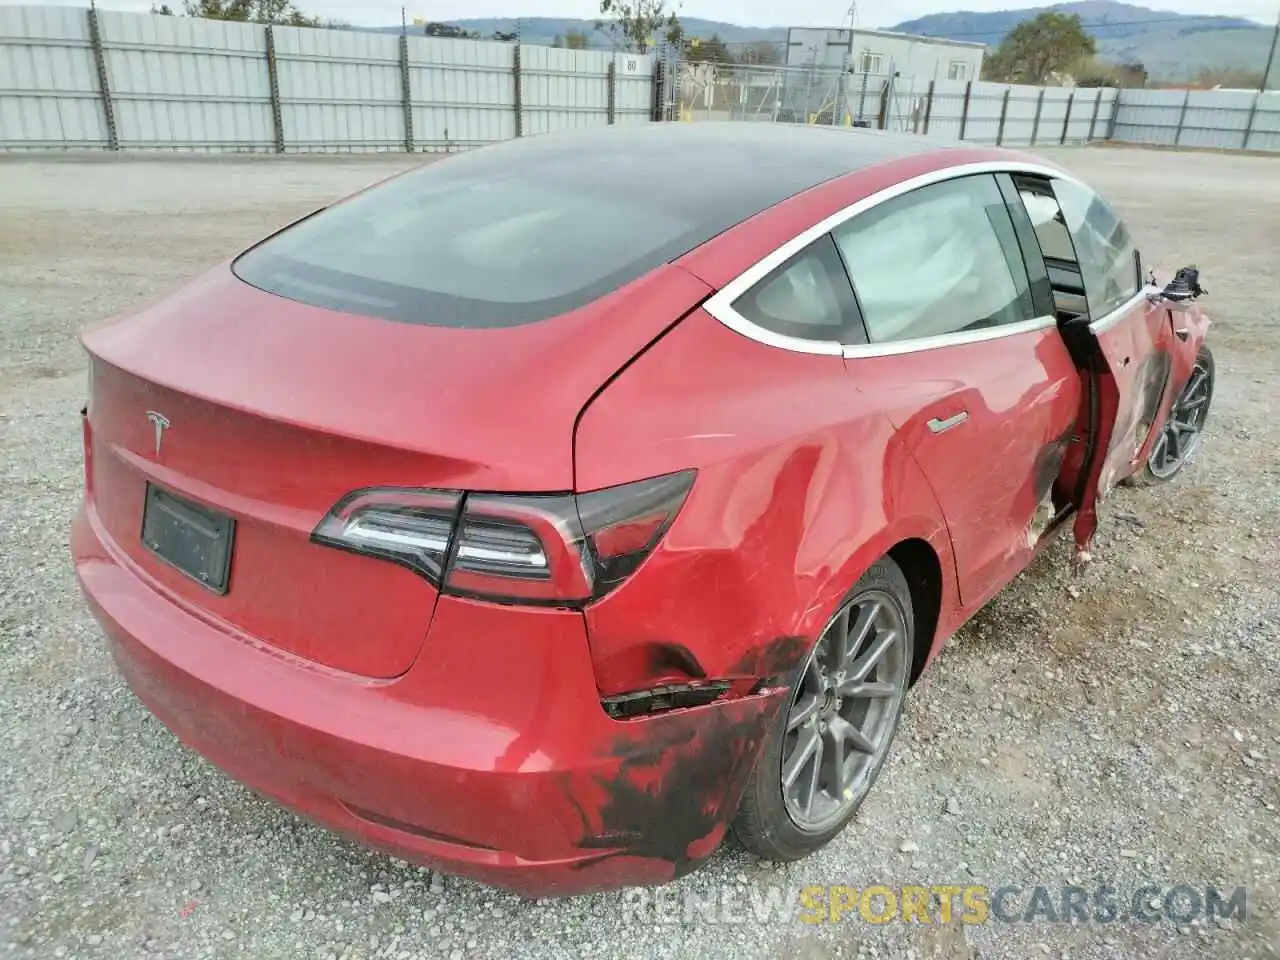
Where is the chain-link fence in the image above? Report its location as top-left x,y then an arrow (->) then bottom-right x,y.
651,54 -> 1122,150
655,57 -> 908,128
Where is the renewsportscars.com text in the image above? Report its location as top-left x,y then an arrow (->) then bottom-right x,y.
619,883 -> 1247,926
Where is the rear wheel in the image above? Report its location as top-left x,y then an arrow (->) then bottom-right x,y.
732,558 -> 914,861
1131,345 -> 1215,486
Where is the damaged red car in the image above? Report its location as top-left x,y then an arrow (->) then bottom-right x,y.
72,124 -> 1213,897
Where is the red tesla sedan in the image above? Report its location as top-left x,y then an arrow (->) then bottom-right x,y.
72,124 -> 1213,897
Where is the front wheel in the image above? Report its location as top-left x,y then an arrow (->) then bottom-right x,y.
732,558 -> 914,861
1134,345 -> 1215,485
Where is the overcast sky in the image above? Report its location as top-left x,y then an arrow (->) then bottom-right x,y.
10,0 -> 1276,29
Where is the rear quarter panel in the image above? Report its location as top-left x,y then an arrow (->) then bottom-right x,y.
573,307 -> 959,697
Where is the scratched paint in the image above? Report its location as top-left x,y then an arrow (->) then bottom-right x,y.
563,688 -> 788,879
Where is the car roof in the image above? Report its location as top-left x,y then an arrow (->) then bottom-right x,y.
427,123 -> 953,241
234,125 -> 971,332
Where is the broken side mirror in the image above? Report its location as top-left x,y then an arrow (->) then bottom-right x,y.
1148,264 -> 1207,309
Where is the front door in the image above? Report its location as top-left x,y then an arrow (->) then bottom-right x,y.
1007,174 -> 1193,559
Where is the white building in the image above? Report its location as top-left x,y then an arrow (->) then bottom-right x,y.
785,26 -> 986,83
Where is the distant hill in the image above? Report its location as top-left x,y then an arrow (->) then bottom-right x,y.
890,1 -> 1258,43
362,3 -> 1274,82
366,17 -> 787,49
887,2 -> 1273,81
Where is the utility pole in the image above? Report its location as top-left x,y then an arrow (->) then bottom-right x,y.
1262,6 -> 1280,92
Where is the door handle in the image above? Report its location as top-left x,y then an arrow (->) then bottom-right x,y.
927,411 -> 969,434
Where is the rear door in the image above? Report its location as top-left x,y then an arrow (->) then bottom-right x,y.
833,173 -> 1083,610
1008,174 -> 1180,557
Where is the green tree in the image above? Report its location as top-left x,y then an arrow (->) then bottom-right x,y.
182,0 -> 319,26
685,33 -> 732,64
151,3 -> 176,13
739,40 -> 781,65
1070,56 -> 1145,87
554,28 -> 592,50
982,12 -> 1096,85
596,0 -> 682,53
422,22 -> 479,39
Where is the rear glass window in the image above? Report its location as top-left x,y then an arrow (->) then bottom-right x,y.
233,161 -> 703,328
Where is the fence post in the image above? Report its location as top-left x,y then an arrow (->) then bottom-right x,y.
513,44 -> 523,137
86,7 -> 119,151
1087,88 -> 1103,141
995,88 -> 1011,146
834,68 -> 848,126
922,80 -> 935,135
958,80 -> 972,141
264,25 -> 285,153
651,58 -> 665,121
1059,91 -> 1074,144
1173,89 -> 1191,146
607,60 -> 617,124
399,34 -> 414,152
1106,88 -> 1121,141
1030,87 -> 1045,145
1241,91 -> 1260,150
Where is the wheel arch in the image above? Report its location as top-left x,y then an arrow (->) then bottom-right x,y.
887,538 -> 944,687
788,514 -> 957,688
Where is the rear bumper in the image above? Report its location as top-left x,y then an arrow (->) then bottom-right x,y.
72,503 -> 786,897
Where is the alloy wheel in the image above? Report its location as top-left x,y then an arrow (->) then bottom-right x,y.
780,590 -> 909,834
1148,355 -> 1213,480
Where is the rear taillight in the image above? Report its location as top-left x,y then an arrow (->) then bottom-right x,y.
312,488 -> 462,581
311,471 -> 694,606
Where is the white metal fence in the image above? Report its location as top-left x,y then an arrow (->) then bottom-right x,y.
1,5 -> 1278,155
1111,86 -> 1280,152
0,5 -> 653,152
663,64 -> 1122,149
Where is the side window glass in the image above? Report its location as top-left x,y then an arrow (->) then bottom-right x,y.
1015,178 -> 1089,320
731,234 -> 858,343
1019,188 -> 1077,263
1048,179 -> 1141,319
832,174 -> 1037,344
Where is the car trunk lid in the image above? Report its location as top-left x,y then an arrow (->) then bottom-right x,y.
81,264 -> 712,678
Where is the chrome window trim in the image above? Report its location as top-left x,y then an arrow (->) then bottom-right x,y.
712,306 -> 846,356
703,160 -> 1081,357
1088,285 -> 1161,335
843,314 -> 1058,359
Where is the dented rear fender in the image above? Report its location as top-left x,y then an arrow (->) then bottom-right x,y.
574,310 -> 961,700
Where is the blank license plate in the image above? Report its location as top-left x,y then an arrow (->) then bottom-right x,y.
141,483 -> 235,594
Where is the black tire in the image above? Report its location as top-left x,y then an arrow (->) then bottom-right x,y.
1126,344 -> 1215,487
731,557 -> 915,862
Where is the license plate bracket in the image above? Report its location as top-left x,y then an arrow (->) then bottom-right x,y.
141,483 -> 235,594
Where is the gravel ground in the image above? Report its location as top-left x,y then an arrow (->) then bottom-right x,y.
0,146 -> 1277,960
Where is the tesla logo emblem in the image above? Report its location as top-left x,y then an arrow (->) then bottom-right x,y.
145,410 -> 170,457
